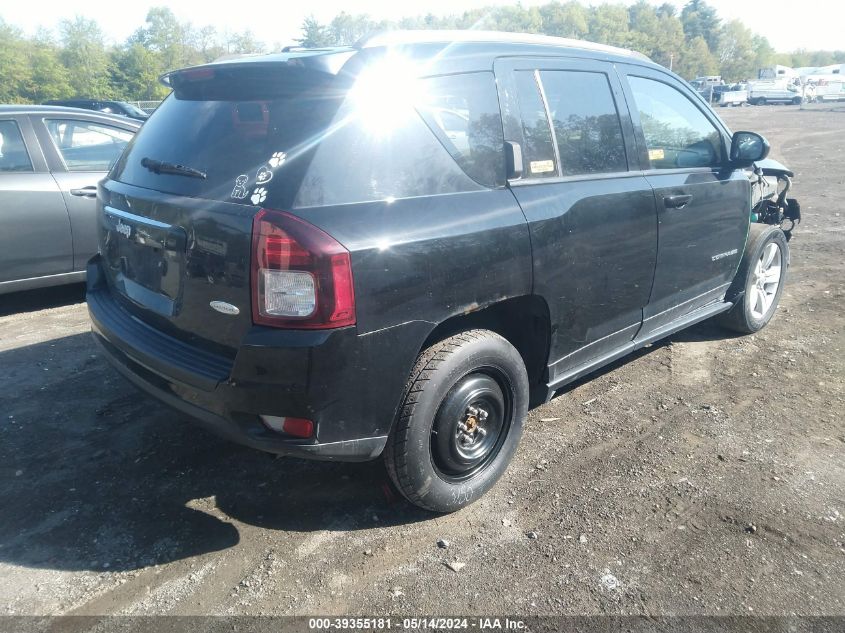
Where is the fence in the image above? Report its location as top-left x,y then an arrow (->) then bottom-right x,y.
127,101 -> 163,114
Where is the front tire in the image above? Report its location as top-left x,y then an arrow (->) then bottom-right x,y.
717,224 -> 789,334
384,330 -> 529,513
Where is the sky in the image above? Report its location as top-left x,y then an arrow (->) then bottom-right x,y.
1,0 -> 843,53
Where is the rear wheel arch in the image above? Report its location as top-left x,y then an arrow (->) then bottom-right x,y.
415,295 -> 551,407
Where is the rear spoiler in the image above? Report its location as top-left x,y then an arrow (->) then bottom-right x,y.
160,49 -> 357,88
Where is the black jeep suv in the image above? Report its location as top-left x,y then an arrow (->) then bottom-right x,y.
87,31 -> 795,512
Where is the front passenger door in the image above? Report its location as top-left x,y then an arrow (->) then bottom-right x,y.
619,67 -> 750,331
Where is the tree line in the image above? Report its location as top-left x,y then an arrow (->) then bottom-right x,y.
1,1 -> 843,104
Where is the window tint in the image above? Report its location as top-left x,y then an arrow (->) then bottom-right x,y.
416,72 -> 505,188
46,120 -> 133,171
628,76 -> 722,169
539,70 -> 627,176
0,120 -> 33,172
113,65 -> 483,209
112,67 -> 346,204
294,94 -> 482,208
514,71 -> 557,178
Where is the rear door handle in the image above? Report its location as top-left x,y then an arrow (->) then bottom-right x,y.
664,194 -> 693,209
70,186 -> 97,198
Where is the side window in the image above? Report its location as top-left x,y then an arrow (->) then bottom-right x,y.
45,119 -> 133,171
0,120 -> 33,173
539,70 -> 628,176
416,72 -> 505,188
628,76 -> 722,169
513,71 -> 557,178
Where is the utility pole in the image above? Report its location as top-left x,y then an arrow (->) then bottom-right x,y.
669,52 -> 674,72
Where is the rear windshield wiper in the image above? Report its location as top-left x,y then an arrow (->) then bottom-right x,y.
140,157 -> 207,180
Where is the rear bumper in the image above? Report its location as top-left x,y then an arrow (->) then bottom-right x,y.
85,257 -> 425,462
90,330 -> 386,460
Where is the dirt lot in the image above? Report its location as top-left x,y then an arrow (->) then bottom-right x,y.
1,104 -> 843,619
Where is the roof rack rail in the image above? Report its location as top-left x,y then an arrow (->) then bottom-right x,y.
352,29 -> 649,61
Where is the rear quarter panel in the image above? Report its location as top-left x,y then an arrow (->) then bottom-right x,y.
293,189 -> 532,336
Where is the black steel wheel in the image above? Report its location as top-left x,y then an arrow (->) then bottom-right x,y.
430,371 -> 511,481
384,330 -> 529,513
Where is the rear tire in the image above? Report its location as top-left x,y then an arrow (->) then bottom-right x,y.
716,224 -> 789,334
384,330 -> 529,513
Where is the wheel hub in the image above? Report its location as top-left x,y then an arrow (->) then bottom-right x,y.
430,372 -> 510,481
458,405 -> 488,446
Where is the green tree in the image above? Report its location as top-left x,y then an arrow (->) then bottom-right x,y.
0,21 -> 31,103
131,7 -> 201,70
191,26 -> 226,62
227,30 -> 265,54
656,3 -> 677,18
676,35 -> 719,78
59,16 -> 112,98
111,43 -> 167,100
297,16 -> 333,48
24,31 -> 72,102
587,4 -> 631,47
717,19 -> 757,81
541,2 -> 589,39
751,35 -> 775,77
681,0 -> 721,52
328,12 -> 391,45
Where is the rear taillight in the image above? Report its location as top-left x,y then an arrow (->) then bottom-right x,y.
251,209 -> 355,329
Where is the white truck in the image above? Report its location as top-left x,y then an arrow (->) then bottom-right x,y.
716,84 -> 749,107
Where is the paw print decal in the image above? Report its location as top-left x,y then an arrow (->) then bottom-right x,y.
268,151 -> 287,168
250,187 -> 267,205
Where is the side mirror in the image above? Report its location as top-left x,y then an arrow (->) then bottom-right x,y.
505,141 -> 523,180
730,131 -> 770,166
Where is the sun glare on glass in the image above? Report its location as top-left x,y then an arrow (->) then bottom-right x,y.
349,57 -> 424,136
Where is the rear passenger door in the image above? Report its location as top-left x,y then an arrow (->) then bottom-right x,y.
0,116 -> 73,284
617,66 -> 750,331
495,58 -> 658,384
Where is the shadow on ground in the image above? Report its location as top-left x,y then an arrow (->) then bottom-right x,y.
0,332 -> 428,574
0,300 -> 740,573
0,283 -> 86,317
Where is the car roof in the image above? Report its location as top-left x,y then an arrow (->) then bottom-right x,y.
165,30 -> 658,84
356,30 -> 650,61
0,105 -> 142,127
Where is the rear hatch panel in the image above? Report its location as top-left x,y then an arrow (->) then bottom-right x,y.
99,181 -> 256,356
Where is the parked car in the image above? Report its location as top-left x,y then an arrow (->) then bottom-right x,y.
44,99 -> 149,121
87,31 -> 797,512
0,106 -> 140,294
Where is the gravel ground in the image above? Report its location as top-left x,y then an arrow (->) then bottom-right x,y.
0,104 -> 843,618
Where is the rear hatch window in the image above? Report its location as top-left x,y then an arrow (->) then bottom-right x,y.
110,64 -> 347,209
